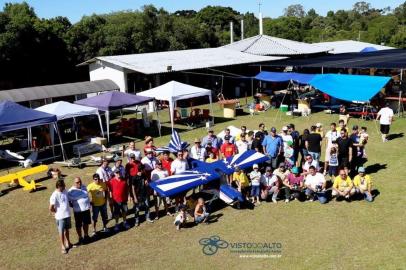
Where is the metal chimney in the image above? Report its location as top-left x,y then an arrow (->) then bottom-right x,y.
230,21 -> 234,43
241,19 -> 244,40
259,12 -> 263,35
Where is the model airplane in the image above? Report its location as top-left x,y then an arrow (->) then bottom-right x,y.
0,149 -> 38,168
0,165 -> 48,191
150,150 -> 269,206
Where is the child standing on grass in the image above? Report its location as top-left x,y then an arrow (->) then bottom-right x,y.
359,127 -> 369,158
49,179 -> 74,254
328,147 -> 339,178
249,164 -> 261,204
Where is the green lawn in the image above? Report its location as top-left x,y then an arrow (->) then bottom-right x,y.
0,103 -> 405,270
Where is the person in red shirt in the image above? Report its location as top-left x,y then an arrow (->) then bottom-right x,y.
205,141 -> 219,159
220,135 -> 237,159
161,151 -> 173,176
108,170 -> 130,231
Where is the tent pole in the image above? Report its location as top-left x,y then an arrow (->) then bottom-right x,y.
209,94 -> 214,125
106,111 -> 110,143
169,101 -> 175,132
73,117 -> 78,141
97,112 -> 105,138
54,123 -> 66,161
251,78 -> 254,97
50,124 -> 55,159
154,101 -> 161,137
398,69 -> 403,117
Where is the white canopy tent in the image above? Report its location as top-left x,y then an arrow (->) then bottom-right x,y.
35,101 -> 104,140
137,81 -> 213,131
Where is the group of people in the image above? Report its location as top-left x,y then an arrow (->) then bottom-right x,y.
49,105 -> 393,253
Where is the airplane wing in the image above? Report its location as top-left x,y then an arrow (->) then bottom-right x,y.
219,184 -> 244,203
0,150 -> 24,161
210,150 -> 269,175
149,170 -> 220,197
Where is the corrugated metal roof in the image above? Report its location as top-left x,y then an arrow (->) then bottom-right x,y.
313,40 -> 395,54
80,47 -> 286,75
0,79 -> 119,103
222,35 -> 331,56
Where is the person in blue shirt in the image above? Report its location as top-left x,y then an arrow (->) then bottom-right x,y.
262,127 -> 283,170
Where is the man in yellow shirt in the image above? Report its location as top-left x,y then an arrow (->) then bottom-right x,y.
232,166 -> 249,200
332,169 -> 354,200
353,167 -> 373,202
87,174 -> 109,235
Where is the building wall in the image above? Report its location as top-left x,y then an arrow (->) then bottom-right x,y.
89,61 -> 128,92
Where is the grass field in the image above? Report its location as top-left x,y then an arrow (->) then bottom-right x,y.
0,103 -> 405,270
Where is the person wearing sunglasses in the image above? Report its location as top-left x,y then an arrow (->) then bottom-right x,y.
87,174 -> 109,236
68,177 -> 91,245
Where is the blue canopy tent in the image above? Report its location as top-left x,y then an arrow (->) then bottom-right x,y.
0,100 -> 66,160
309,74 -> 391,102
360,47 -> 378,53
254,71 -> 316,85
255,71 -> 392,102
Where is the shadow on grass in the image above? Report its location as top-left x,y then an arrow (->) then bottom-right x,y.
387,133 -> 404,141
365,163 -> 387,174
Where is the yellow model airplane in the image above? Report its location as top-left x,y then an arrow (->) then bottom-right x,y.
0,165 -> 48,191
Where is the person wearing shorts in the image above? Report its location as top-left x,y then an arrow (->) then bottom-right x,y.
376,103 -> 394,142
49,179 -> 74,254
68,177 -> 91,244
108,170 -> 130,231
249,164 -> 261,204
87,174 -> 109,235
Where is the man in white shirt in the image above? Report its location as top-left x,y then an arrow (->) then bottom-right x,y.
171,151 -> 189,175
190,138 -> 207,161
324,122 -> 339,173
302,155 -> 319,176
235,133 -> 248,154
280,126 -> 293,155
220,128 -> 235,145
260,167 -> 280,203
141,150 -> 158,175
304,166 -> 327,204
123,141 -> 142,162
376,103 -> 394,142
96,159 -> 113,182
68,177 -> 91,244
49,179 -> 74,254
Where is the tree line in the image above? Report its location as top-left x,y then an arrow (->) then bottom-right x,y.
0,1 -> 405,89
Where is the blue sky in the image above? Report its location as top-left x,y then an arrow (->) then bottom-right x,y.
1,0 -> 404,23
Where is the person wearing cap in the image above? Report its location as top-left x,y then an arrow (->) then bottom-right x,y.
221,128 -> 235,145
332,169 -> 354,201
151,161 -> 172,218
235,132 -> 249,154
262,127 -> 283,170
112,158 -> 125,179
87,174 -> 109,235
255,123 -> 268,144
249,164 -> 262,204
202,129 -> 221,149
352,167 -> 373,202
220,135 -> 237,159
141,149 -> 158,179
107,170 -> 130,231
283,167 -> 304,202
190,138 -> 207,161
260,167 -> 280,203
68,177 -> 91,245
123,141 -> 141,162
376,102 -> 394,142
304,166 -> 327,203
143,136 -> 156,155
305,126 -> 323,166
232,167 -> 250,200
